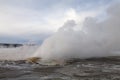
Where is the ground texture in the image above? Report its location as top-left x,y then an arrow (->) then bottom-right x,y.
0,57 -> 120,80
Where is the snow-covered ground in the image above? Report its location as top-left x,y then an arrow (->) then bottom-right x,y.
0,45 -> 39,60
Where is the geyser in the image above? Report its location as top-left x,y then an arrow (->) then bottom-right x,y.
34,3 -> 120,61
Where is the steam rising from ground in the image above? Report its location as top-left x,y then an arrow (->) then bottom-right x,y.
0,46 -> 38,60
0,3 -> 119,61
34,3 -> 120,61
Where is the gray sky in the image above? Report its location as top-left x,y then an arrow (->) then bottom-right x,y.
0,0 -> 117,43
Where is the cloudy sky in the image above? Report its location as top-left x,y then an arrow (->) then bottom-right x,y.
0,0 -> 118,43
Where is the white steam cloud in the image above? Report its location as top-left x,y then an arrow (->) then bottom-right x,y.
34,3 -> 120,61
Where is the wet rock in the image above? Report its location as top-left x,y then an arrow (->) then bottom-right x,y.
45,78 -> 65,80
1,56 -> 120,80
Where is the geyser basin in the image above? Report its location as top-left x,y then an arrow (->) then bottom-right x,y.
0,0 -> 120,80
0,2 -> 120,64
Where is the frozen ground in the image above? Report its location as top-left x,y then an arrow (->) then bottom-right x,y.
0,57 -> 120,80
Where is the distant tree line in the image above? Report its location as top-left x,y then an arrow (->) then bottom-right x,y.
0,43 -> 23,48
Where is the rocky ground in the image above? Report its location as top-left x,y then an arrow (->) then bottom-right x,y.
0,57 -> 120,80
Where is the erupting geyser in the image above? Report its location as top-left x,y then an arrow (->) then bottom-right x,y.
34,3 -> 120,61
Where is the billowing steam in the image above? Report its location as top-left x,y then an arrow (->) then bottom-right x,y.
34,3 -> 120,61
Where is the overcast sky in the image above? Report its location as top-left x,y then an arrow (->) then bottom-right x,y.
0,0 -> 118,43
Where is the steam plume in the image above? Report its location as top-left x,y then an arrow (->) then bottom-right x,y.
34,3 -> 120,61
